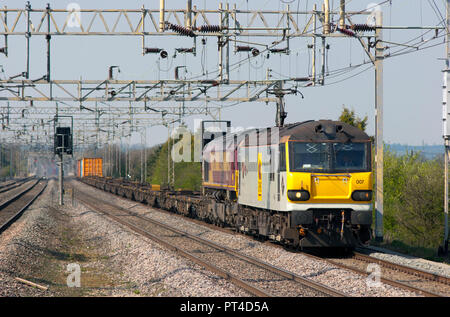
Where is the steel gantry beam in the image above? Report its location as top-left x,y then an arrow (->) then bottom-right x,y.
0,79 -> 281,103
0,97 -> 223,146
0,103 -> 221,117
0,4 -> 370,38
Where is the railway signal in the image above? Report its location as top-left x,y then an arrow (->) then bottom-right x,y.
53,116 -> 73,205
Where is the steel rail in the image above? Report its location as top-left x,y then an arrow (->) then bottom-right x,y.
0,177 -> 33,194
76,182 -> 345,297
77,193 -> 272,297
353,251 -> 450,286
0,180 -> 16,189
0,178 -> 40,210
0,177 -> 32,189
0,179 -> 47,234
78,177 -> 447,297
302,252 -> 443,297
125,207 -> 345,297
0,181 -> 23,193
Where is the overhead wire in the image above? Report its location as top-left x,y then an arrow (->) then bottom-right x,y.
185,0 -> 395,81
427,0 -> 446,27
386,34 -> 446,58
384,27 -> 445,57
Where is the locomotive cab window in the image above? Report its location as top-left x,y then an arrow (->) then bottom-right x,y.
203,160 -> 209,182
290,142 -> 330,171
289,141 -> 370,173
279,143 -> 286,172
333,143 -> 368,171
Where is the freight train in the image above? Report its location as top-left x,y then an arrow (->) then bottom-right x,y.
81,120 -> 373,249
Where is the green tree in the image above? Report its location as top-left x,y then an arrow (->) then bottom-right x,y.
383,148 -> 444,248
147,134 -> 201,191
339,106 -> 368,131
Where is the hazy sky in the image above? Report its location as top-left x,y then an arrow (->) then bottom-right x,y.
0,0 -> 447,147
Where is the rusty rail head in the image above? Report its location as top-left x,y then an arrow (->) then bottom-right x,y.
353,251 -> 450,286
303,251 -> 444,297
77,194 -> 272,297
0,179 -> 47,234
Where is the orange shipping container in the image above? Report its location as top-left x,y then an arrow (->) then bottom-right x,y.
79,158 -> 103,177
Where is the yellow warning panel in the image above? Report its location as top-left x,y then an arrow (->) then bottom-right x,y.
257,152 -> 262,201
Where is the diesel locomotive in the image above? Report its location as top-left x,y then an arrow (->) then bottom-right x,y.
202,119 -> 373,248
82,119 -> 373,249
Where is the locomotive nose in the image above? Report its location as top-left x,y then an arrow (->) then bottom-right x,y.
310,174 -> 351,200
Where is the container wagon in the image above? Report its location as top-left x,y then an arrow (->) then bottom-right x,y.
77,158 -> 103,178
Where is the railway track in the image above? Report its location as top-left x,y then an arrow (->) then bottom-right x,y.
0,179 -> 16,189
0,177 -> 33,194
73,183 -> 346,297
77,178 -> 450,297
0,178 -> 47,234
303,250 -> 450,297
354,251 -> 449,294
77,177 -> 450,297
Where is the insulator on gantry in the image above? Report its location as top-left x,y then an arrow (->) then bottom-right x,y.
168,23 -> 196,37
336,27 -> 355,37
236,46 -> 252,52
145,48 -> 162,53
350,24 -> 376,32
235,46 -> 260,57
198,25 -> 222,33
269,48 -> 288,54
291,77 -> 311,82
176,47 -> 195,53
144,48 -> 168,58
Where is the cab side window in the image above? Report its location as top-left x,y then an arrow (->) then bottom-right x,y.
279,143 -> 286,172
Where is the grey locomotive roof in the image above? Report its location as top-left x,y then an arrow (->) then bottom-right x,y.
203,120 -> 371,152
280,120 -> 371,142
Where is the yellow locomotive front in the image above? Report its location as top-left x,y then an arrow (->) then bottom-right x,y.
282,122 -> 373,247
286,141 -> 372,205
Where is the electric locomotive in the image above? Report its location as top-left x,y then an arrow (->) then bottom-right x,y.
202,120 -> 373,248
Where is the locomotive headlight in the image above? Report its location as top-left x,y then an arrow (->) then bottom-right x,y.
287,190 -> 310,201
351,190 -> 372,201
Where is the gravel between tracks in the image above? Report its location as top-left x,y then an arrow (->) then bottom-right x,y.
359,246 -> 450,279
72,180 -> 423,297
0,180 -> 248,297
0,180 -> 54,296
70,197 -> 249,297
